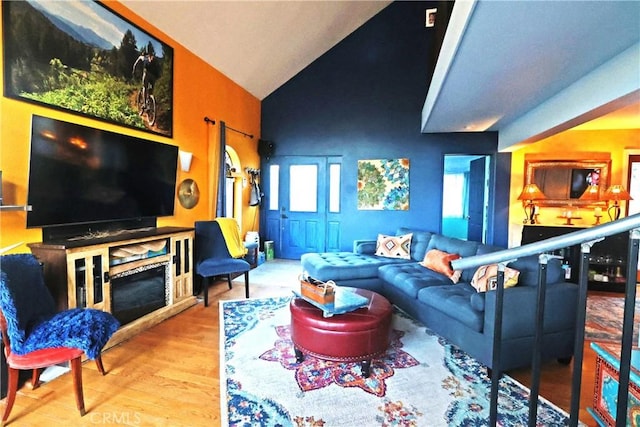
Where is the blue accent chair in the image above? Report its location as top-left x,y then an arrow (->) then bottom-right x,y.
0,254 -> 119,424
195,221 -> 251,306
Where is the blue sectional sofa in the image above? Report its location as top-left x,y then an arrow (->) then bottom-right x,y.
300,227 -> 578,372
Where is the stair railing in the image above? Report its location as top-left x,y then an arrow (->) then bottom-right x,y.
450,212 -> 640,427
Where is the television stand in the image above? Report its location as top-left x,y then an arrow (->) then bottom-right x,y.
29,226 -> 196,350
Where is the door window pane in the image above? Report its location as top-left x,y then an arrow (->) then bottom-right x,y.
269,165 -> 279,210
329,164 -> 340,213
290,165 -> 317,212
442,173 -> 466,217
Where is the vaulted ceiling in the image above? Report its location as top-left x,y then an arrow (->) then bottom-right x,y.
120,1 -> 391,100
122,1 -> 639,149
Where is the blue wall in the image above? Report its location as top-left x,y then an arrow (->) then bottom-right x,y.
261,1 -> 510,251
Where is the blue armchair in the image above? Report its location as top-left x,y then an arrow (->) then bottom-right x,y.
195,219 -> 251,306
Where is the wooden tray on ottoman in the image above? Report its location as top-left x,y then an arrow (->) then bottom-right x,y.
299,275 -> 336,305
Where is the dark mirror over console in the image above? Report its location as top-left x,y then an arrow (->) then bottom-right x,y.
524,156 -> 611,207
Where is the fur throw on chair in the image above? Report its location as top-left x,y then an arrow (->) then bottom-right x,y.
0,254 -> 119,359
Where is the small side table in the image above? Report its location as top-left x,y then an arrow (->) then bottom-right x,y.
588,342 -> 640,426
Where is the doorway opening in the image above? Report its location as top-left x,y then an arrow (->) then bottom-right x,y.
441,155 -> 490,242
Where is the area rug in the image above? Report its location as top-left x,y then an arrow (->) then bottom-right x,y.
585,293 -> 640,343
220,297 -> 577,426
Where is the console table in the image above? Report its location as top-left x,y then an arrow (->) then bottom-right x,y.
28,226 -> 196,350
521,225 -> 630,292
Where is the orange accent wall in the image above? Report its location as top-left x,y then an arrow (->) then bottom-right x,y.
509,129 -> 640,246
0,2 -> 261,253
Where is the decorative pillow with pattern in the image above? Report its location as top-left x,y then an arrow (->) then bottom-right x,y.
420,249 -> 462,283
471,264 -> 520,293
375,233 -> 412,259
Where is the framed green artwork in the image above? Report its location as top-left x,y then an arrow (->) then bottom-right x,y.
357,158 -> 409,210
2,1 -> 173,137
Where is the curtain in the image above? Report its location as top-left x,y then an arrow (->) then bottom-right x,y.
216,121 -> 227,217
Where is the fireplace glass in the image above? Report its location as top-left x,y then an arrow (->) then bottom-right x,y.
111,262 -> 169,325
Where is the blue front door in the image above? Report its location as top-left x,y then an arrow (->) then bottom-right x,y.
264,156 -> 330,259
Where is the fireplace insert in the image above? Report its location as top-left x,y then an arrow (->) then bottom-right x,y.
111,262 -> 169,325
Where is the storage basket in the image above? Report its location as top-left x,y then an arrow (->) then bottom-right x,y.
299,274 -> 336,305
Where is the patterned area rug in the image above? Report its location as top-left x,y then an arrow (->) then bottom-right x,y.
585,293 -> 640,343
220,297 -> 576,426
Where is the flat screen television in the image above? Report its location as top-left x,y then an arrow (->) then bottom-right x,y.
26,115 -> 178,233
570,168 -> 600,199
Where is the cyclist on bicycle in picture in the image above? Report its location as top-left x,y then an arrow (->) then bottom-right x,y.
132,50 -> 156,113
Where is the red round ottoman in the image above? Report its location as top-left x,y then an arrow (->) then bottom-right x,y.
289,288 -> 392,377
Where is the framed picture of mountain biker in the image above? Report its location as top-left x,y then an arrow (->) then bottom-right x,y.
2,1 -> 174,137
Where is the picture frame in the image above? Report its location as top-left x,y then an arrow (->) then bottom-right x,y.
2,0 -> 173,137
525,158 -> 610,207
357,158 -> 410,210
426,8 -> 437,28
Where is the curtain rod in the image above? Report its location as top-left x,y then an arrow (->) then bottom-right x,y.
204,117 -> 252,138
226,124 -> 253,139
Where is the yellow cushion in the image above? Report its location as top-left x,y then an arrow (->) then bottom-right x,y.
420,249 -> 462,283
471,264 -> 520,293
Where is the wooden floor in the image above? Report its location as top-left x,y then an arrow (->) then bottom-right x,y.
0,260 -> 609,426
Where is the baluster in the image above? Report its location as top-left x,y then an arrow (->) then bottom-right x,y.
615,228 -> 640,426
528,254 -> 550,426
569,240 -> 597,426
489,264 -> 506,427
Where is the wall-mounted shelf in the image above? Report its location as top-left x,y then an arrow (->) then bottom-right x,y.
0,205 -> 32,212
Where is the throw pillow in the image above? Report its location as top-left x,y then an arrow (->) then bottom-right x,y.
420,249 -> 462,283
375,233 -> 412,259
471,264 -> 520,293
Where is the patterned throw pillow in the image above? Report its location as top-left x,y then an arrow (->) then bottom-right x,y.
471,264 -> 520,292
420,249 -> 462,283
375,233 -> 412,259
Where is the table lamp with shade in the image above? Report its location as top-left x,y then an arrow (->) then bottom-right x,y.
517,183 -> 546,224
579,184 -> 600,201
604,185 -> 632,220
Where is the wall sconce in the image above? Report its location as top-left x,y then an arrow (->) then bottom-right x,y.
179,150 -> 193,172
604,184 -> 632,220
517,183 -> 546,224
